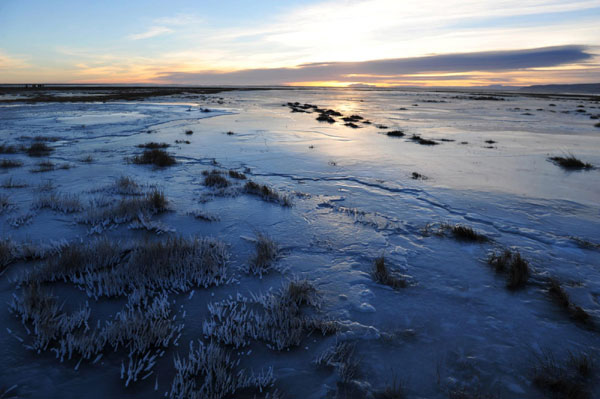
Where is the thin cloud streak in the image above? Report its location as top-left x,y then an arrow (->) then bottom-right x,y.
129,26 -> 173,40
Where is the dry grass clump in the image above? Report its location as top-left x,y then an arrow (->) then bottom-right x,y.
0,159 -> 23,168
131,149 -> 176,167
1,177 -> 27,188
548,155 -> 593,170
33,192 -> 82,213
30,159 -> 55,173
26,142 -> 54,157
228,169 -> 247,179
246,234 -> 279,277
137,142 -> 170,149
244,180 -> 292,206
372,256 -> 407,289
532,350 -> 594,399
409,134 -> 438,145
203,170 -> 230,188
487,249 -> 529,289
0,194 -> 12,214
203,279 -> 336,350
0,143 -> 18,154
440,223 -> 488,243
547,279 -> 591,325
1,239 -> 18,273
386,130 -> 405,137
170,340 -> 274,399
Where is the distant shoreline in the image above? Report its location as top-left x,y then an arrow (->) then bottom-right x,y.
0,84 -> 598,103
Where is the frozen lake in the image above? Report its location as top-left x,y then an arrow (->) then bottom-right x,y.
1,87 -> 599,398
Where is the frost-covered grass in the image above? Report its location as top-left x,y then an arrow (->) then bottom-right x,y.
245,233 -> 279,277
113,176 -> 142,195
23,236 -> 230,297
203,279 -> 336,350
548,155 -> 593,170
80,188 -> 167,225
487,249 -> 529,289
7,211 -> 35,228
170,340 -> 275,399
372,256 -> 407,289
314,341 -> 359,384
188,209 -> 220,222
131,149 -> 176,167
9,285 -> 182,381
244,180 -> 292,206
33,192 -> 82,213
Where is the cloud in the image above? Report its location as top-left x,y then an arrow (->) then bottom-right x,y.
156,45 -> 594,85
0,50 -> 29,70
129,26 -> 173,40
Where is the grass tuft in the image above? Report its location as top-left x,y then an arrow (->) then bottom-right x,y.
137,142 -> 170,149
386,130 -> 405,137
409,134 -> 438,145
26,142 -> 54,157
372,256 -> 407,289
203,170 -> 230,188
244,180 -> 292,206
532,350 -> 594,399
228,170 -> 246,180
0,143 -> 18,154
547,278 -> 592,325
246,233 -> 279,277
548,155 -> 592,170
441,223 -> 488,242
487,250 -> 529,289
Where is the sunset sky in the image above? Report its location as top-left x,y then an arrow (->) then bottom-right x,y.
1,0 -> 599,87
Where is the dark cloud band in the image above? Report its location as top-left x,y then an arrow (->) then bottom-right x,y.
158,45 -> 592,85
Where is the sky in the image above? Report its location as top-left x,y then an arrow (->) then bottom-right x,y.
1,0 -> 599,87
